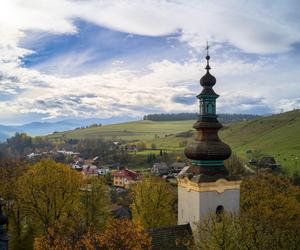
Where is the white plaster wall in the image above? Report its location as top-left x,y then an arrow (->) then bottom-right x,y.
178,187 -> 240,227
178,186 -> 200,226
199,189 -> 240,218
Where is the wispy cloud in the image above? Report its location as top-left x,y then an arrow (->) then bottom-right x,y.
0,0 -> 299,124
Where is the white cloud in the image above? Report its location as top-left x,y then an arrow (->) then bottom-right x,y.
1,0 -> 300,54
0,55 -> 281,120
278,98 -> 300,113
0,0 -> 300,123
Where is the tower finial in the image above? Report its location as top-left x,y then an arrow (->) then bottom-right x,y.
206,41 -> 209,57
205,41 -> 211,71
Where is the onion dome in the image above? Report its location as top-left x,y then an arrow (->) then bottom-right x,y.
184,47 -> 231,177
200,55 -> 216,87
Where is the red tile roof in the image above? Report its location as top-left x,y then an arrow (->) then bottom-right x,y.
112,168 -> 138,179
82,165 -> 98,175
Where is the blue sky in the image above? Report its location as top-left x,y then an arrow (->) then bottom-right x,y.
0,0 -> 300,125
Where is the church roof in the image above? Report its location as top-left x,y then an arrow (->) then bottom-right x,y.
112,168 -> 138,179
147,223 -> 193,250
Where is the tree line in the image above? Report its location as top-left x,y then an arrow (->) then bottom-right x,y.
143,113 -> 261,123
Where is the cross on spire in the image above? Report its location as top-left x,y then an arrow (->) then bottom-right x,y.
206,41 -> 210,57
205,41 -> 211,71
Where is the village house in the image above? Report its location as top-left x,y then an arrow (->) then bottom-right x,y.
258,156 -> 280,170
170,162 -> 186,173
112,168 -> 139,189
57,150 -> 80,156
82,164 -> 99,176
151,162 -> 169,176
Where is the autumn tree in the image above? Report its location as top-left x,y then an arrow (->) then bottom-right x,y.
131,176 -> 175,228
14,160 -> 112,248
192,213 -> 241,250
240,171 -> 300,249
0,158 -> 31,249
16,159 -> 84,243
96,218 -> 152,250
6,132 -> 33,158
192,172 -> 300,250
34,227 -> 73,250
81,176 -> 110,232
35,219 -> 151,250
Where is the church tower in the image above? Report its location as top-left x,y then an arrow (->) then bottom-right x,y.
178,46 -> 241,226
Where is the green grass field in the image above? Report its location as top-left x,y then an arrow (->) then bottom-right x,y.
48,110 -> 300,174
48,120 -> 193,142
220,110 -> 300,174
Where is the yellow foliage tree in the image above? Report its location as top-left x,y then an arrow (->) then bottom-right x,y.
17,160 -> 84,235
240,172 -> 300,249
81,176 -> 110,232
131,176 -> 175,228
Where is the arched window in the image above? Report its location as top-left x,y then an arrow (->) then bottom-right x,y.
200,100 -> 204,114
216,205 -> 224,222
216,205 -> 224,215
207,102 -> 213,114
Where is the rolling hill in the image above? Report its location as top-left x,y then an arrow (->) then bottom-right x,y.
48,120 -> 194,141
48,110 -> 300,174
221,110 -> 300,174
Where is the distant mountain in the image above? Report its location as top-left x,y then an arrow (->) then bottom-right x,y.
0,121 -> 78,141
0,116 -> 138,141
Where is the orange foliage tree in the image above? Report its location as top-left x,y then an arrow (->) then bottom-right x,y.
96,218 -> 152,250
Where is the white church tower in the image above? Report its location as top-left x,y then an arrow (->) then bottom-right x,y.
178,47 -> 241,227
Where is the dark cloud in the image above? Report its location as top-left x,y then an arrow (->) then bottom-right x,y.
172,94 -> 196,105
111,103 -> 162,113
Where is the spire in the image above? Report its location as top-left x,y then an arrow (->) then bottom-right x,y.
205,41 -> 211,72
200,42 -> 216,87
184,48 -> 231,177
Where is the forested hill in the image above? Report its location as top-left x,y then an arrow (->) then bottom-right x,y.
143,113 -> 261,123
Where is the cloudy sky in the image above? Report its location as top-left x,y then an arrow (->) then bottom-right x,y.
0,0 -> 300,125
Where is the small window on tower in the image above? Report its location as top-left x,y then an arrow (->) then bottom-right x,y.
207,102 -> 213,114
216,205 -> 224,215
216,205 -> 224,222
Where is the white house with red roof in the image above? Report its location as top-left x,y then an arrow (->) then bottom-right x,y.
112,168 -> 139,189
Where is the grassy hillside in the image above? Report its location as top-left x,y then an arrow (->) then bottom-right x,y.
48,110 -> 300,174
221,110 -> 300,174
48,120 -> 193,142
